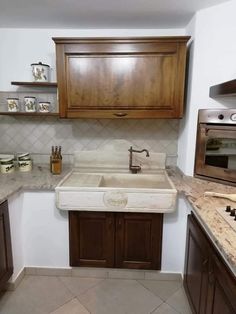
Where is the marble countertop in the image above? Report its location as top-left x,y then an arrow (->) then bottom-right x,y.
0,164 -> 235,276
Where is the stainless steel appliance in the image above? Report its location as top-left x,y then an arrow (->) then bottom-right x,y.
194,109 -> 236,186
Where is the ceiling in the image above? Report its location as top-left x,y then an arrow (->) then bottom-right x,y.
0,0 -> 230,29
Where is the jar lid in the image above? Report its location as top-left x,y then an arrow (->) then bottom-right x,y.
24,96 -> 36,99
7,97 -> 19,100
31,62 -> 50,67
18,153 -> 30,158
1,158 -> 14,164
39,101 -> 51,104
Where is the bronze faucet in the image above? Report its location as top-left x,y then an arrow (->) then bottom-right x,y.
128,146 -> 150,174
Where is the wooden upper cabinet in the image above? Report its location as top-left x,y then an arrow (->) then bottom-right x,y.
53,37 -> 190,118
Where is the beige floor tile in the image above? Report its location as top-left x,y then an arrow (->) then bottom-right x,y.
151,303 -> 179,314
166,288 -> 192,314
0,275 -> 73,314
138,280 -> 182,301
78,279 -> 163,314
59,276 -> 104,296
50,298 -> 90,314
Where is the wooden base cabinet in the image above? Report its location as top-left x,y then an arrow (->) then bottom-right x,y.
184,214 -> 236,314
0,201 -> 13,292
69,211 -> 163,270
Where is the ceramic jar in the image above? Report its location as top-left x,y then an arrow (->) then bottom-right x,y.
31,62 -> 50,82
7,98 -> 19,112
17,153 -> 32,172
24,96 -> 36,112
38,101 -> 50,112
0,158 -> 15,174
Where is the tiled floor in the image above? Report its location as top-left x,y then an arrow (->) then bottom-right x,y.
0,275 -> 192,314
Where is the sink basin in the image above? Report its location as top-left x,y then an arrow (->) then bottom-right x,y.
99,173 -> 172,189
55,171 -> 177,213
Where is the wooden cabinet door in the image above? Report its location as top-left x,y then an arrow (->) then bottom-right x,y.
0,201 -> 13,291
184,214 -> 209,314
69,211 -> 115,267
206,253 -> 236,314
53,37 -> 190,118
115,213 -> 163,270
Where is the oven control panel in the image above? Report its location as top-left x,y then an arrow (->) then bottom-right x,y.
198,109 -> 236,124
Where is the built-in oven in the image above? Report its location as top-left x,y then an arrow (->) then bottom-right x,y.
194,109 -> 236,186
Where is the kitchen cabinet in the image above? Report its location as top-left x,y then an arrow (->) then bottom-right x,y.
69,211 -> 163,270
0,201 -> 13,291
184,213 -> 236,314
53,36 -> 190,119
69,211 -> 115,267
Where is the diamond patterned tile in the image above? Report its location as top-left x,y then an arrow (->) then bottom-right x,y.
0,92 -> 179,166
77,278 -> 163,314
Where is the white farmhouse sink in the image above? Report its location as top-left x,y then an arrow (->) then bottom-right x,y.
55,171 -> 177,213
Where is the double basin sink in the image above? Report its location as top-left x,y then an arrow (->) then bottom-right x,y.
56,170 -> 177,213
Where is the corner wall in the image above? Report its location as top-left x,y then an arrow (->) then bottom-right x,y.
178,0 -> 236,175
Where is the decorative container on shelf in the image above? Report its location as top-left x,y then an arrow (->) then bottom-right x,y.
24,96 -> 36,112
39,101 -> 51,112
7,98 -> 19,112
31,62 -> 50,82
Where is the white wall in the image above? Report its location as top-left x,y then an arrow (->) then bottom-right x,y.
178,0 -> 236,175
0,28 -> 185,91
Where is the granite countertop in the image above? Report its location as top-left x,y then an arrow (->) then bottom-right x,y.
168,168 -> 236,276
0,164 -> 235,276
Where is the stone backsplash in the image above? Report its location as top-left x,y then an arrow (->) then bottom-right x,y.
0,92 -> 179,166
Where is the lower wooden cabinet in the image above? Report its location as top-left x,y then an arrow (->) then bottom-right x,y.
69,211 -> 163,270
0,201 -> 13,291
184,213 -> 236,314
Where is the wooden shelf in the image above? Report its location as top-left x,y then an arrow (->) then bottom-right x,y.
11,81 -> 57,87
0,112 -> 59,116
209,79 -> 236,97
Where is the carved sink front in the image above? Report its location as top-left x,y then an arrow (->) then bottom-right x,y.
55,171 -> 177,213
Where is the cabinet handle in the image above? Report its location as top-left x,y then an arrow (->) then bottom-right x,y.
113,112 -> 127,117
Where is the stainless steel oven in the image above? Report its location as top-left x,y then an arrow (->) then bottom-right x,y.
194,109 -> 236,186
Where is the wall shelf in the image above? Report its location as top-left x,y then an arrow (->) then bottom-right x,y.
11,81 -> 57,87
0,112 -> 59,117
209,79 -> 236,97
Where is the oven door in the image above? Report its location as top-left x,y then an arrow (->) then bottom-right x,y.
195,124 -> 236,185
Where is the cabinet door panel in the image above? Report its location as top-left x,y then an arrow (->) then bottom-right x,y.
69,211 -> 115,267
0,201 -> 13,291
184,215 -> 209,314
115,213 -> 163,270
206,253 -> 236,314
67,54 -> 177,111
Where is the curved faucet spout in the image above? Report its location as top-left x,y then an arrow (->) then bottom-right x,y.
128,146 -> 150,173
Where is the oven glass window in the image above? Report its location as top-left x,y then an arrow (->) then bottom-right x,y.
205,137 -> 236,170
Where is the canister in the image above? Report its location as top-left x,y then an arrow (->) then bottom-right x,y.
7,98 -> 19,112
24,96 -> 36,112
18,159 -> 32,172
31,62 -> 50,82
0,158 -> 15,174
38,101 -> 50,112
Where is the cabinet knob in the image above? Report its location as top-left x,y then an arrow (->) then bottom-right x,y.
113,112 -> 127,117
